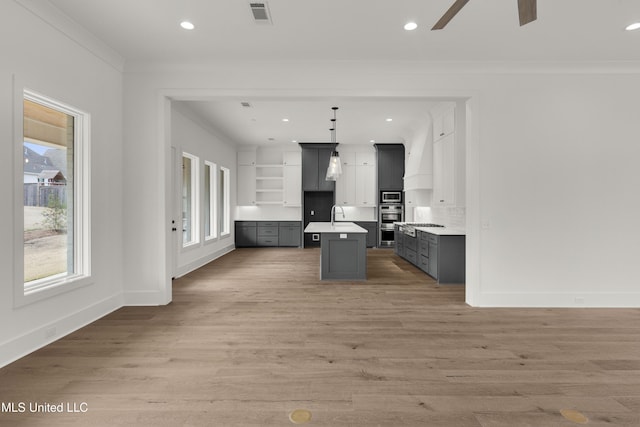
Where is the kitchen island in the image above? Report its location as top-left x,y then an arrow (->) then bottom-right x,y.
304,222 -> 368,280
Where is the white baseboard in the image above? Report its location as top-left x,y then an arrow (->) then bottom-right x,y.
476,292 -> 640,308
123,290 -> 169,306
175,244 -> 235,279
0,294 -> 122,369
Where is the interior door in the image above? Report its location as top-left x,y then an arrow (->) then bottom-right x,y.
171,147 -> 180,279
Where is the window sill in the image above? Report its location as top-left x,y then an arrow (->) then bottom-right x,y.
15,275 -> 94,308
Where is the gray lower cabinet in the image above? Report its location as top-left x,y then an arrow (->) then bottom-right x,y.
399,229 -> 465,284
279,222 -> 302,247
404,234 -> 417,265
354,221 -> 377,248
394,226 -> 405,257
257,222 -> 279,247
320,232 -> 367,280
428,241 -> 438,278
235,221 -> 301,247
235,221 -> 257,247
418,237 -> 429,272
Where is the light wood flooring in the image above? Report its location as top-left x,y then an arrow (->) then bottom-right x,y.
2,248 -> 640,426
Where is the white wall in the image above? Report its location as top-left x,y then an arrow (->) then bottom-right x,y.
0,1 -> 124,367
122,61 -> 640,308
477,73 -> 640,306
171,104 -> 236,277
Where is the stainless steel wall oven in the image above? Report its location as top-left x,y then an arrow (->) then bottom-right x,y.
378,203 -> 404,247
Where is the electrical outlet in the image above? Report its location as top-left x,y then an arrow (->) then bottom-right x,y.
44,326 -> 56,339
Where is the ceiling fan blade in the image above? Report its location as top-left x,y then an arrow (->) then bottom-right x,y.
518,0 -> 537,26
431,0 -> 470,30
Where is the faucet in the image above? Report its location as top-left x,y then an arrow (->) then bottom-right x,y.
331,205 -> 346,227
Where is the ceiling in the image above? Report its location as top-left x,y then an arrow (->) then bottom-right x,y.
176,98 -> 443,146
48,0 -> 640,62
45,0 -> 640,146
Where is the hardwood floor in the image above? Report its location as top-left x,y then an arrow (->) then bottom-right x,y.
2,248 -> 640,426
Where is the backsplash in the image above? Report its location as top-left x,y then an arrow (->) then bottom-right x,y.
414,206 -> 466,229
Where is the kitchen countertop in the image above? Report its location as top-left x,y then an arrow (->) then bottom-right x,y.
415,226 -> 465,236
394,222 -> 466,236
304,222 -> 367,234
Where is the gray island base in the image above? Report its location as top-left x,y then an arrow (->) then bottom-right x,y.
304,222 -> 367,280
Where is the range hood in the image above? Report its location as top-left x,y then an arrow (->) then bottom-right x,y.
403,123 -> 433,191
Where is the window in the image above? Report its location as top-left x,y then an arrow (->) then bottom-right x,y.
22,90 -> 90,297
219,166 -> 230,236
182,152 -> 199,247
204,161 -> 217,240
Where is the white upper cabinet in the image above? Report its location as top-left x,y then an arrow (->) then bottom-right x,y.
237,148 -> 301,207
238,150 -> 256,166
431,102 -> 465,208
432,134 -> 455,206
283,151 -> 301,166
433,105 -> 455,142
335,152 -> 355,205
355,163 -> 376,206
335,149 -> 376,207
237,150 -> 257,205
237,165 -> 256,205
283,151 -> 301,206
355,150 -> 374,166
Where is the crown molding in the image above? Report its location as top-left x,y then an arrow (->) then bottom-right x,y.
123,58 -> 640,75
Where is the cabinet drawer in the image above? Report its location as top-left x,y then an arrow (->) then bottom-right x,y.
257,236 -> 279,246
236,221 -> 257,226
405,248 -> 417,265
419,240 -> 428,253
279,221 -> 300,227
425,233 -> 439,244
419,255 -> 429,272
259,221 -> 279,227
404,236 -> 417,252
257,226 -> 278,236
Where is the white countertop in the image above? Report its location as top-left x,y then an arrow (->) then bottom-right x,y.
394,222 -> 466,236
304,222 -> 368,234
415,226 -> 465,236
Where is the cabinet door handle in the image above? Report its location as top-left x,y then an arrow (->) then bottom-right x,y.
440,199 -> 445,202
440,132 -> 445,136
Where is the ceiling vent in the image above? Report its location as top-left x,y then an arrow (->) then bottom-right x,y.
249,2 -> 272,24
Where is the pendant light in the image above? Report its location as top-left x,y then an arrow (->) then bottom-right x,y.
325,107 -> 342,181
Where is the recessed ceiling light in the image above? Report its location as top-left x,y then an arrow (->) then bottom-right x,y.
626,22 -> 640,31
404,22 -> 418,31
292,140 -> 297,143
370,139 -> 375,143
180,21 -> 195,30
386,118 -> 393,122
282,118 -> 289,122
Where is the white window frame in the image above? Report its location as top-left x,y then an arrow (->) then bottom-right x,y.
15,88 -> 92,307
182,152 -> 200,248
204,161 -> 218,241
220,166 -> 230,237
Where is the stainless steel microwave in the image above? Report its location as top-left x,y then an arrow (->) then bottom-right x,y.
381,191 -> 402,203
